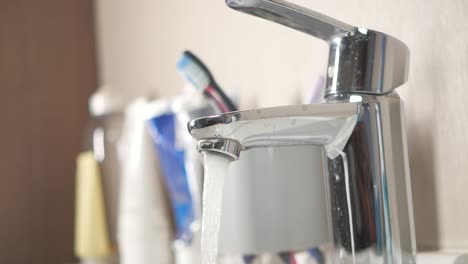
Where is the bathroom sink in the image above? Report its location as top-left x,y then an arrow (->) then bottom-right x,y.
418,252 -> 468,264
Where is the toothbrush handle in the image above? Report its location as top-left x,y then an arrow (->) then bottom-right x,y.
210,82 -> 238,112
226,0 -> 356,41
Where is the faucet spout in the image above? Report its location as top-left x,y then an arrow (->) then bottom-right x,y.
188,103 -> 360,159
197,138 -> 243,161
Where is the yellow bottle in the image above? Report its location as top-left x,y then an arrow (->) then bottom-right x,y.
74,151 -> 112,260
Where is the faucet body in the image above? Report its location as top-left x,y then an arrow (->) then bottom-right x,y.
325,93 -> 416,263
189,93 -> 416,263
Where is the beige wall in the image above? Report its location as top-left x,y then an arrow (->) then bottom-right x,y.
95,0 -> 468,250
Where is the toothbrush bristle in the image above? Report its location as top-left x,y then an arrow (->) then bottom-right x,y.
177,53 -> 211,90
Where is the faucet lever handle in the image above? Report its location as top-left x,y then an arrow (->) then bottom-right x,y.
226,0 -> 355,41
226,0 -> 410,95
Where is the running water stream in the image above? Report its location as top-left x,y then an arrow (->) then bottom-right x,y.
201,152 -> 232,264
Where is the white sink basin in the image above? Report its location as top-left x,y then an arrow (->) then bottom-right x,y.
418,252 -> 468,264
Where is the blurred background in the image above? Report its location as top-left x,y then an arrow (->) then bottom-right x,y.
1,0 -> 468,263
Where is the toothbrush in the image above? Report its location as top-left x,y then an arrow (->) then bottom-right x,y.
279,252 -> 297,264
177,50 -> 237,112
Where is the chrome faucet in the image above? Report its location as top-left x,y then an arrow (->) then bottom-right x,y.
188,0 -> 416,263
